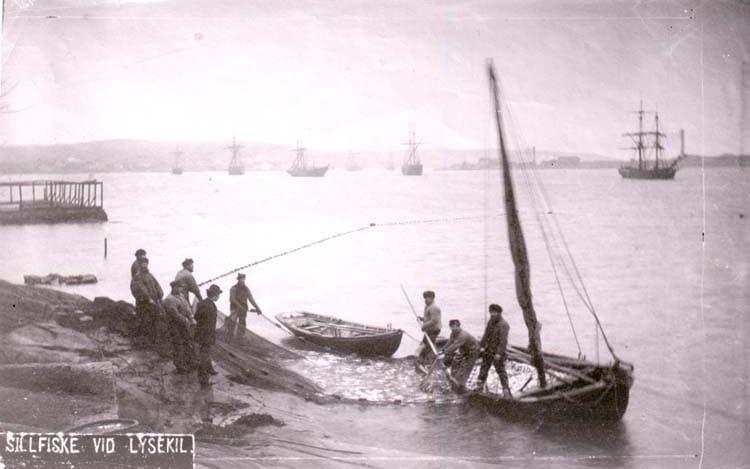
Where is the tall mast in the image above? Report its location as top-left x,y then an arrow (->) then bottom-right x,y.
227,136 -> 242,166
173,144 -> 183,168
637,100 -> 644,170
487,61 -> 547,388
654,112 -> 661,169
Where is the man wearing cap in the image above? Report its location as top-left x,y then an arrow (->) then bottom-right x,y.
175,258 -> 203,305
195,284 -> 222,386
416,290 -> 441,364
131,249 -> 147,278
163,281 -> 197,373
226,273 -> 262,340
441,319 -> 480,393
129,257 -> 164,346
476,304 -> 512,398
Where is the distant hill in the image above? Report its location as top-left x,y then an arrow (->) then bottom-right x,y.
0,140 -> 747,174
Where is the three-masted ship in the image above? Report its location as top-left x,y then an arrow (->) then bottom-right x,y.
227,136 -> 244,175
619,101 -> 684,179
287,143 -> 329,177
401,130 -> 423,176
171,145 -> 183,175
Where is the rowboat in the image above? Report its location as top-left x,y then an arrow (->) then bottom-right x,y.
275,312 -> 403,357
427,62 -> 634,421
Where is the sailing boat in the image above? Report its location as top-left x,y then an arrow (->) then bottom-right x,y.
287,142 -> 329,177
227,136 -> 244,175
171,144 -> 184,175
618,101 -> 685,179
458,62 -> 634,421
346,152 -> 362,171
401,129 -> 423,176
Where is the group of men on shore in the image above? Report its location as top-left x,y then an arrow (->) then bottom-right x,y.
417,290 -> 546,397
129,248 -> 262,386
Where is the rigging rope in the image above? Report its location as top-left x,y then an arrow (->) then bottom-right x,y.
494,79 -> 618,361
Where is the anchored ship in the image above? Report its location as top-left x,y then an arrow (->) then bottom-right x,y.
227,136 -> 244,175
171,145 -> 183,175
287,143 -> 329,177
401,129 -> 423,176
619,102 -> 685,179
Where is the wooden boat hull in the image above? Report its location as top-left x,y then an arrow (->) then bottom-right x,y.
618,165 -> 677,179
466,346 -> 634,421
401,163 -> 423,176
275,311 -> 403,357
287,165 -> 329,177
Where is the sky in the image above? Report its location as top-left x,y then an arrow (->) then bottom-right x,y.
0,0 -> 748,157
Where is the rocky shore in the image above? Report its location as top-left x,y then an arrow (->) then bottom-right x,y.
0,279 -> 431,468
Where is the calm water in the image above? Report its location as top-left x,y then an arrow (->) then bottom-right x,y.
1,167 -> 748,467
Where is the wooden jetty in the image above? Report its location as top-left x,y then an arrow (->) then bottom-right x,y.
0,180 -> 108,225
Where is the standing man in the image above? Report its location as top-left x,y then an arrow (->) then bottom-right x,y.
129,258 -> 164,346
163,281 -> 197,373
175,258 -> 203,305
195,284 -> 222,387
226,273 -> 262,340
131,249 -> 147,278
416,290 -> 441,365
476,304 -> 512,398
441,319 -> 480,394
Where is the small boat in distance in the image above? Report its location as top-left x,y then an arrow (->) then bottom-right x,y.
619,101 -> 685,179
227,136 -> 244,175
346,152 -> 362,171
401,129 -> 423,176
171,144 -> 183,175
287,143 -> 329,177
275,311 -> 403,357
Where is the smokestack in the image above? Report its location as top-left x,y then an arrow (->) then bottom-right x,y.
680,129 -> 685,157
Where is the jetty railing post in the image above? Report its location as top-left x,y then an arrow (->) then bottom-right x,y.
18,184 -> 22,210
32,183 -> 36,205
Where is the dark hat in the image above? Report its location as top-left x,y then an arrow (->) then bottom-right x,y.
207,284 -> 222,296
448,319 -> 461,327
489,304 -> 503,314
237,273 -> 246,280
170,280 -> 181,288
422,290 -> 435,299
135,248 -> 146,257
182,258 -> 194,267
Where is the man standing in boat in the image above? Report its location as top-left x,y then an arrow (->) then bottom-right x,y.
195,284 -> 222,386
226,273 -> 262,340
417,290 -> 441,364
441,319 -> 479,393
476,304 -> 512,398
175,258 -> 203,305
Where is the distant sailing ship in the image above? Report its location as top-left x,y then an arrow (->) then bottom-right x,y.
171,145 -> 183,175
401,129 -> 423,176
619,102 -> 685,179
287,142 -> 329,177
227,136 -> 244,175
346,152 -> 362,171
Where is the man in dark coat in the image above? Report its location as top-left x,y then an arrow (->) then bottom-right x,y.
477,304 -> 512,398
131,248 -> 147,278
226,273 -> 262,340
163,281 -> 196,373
442,319 -> 480,393
129,257 -> 164,346
195,284 -> 222,386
